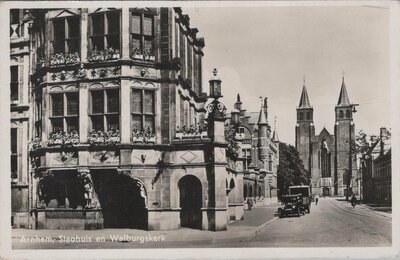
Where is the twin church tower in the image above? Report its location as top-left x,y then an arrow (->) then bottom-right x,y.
295,77 -> 358,196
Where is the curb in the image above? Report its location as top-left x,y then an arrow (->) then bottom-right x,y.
253,217 -> 278,235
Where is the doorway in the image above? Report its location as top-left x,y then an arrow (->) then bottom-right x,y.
92,172 -> 147,229
178,175 -> 202,229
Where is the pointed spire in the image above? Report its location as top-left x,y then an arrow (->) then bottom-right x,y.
299,83 -> 311,109
337,75 -> 350,106
234,93 -> 243,111
272,116 -> 279,141
237,94 -> 241,103
257,97 -> 268,125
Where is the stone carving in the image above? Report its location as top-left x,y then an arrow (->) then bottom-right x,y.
89,66 -> 121,79
78,170 -> 98,209
73,63 -> 87,80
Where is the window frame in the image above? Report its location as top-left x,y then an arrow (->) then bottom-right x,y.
10,65 -> 19,102
130,11 -> 155,56
50,15 -> 81,55
89,88 -> 120,132
89,10 -> 122,52
130,88 -> 155,132
49,90 -> 80,133
11,128 -> 18,178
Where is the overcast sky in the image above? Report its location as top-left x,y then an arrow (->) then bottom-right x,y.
187,5 -> 390,145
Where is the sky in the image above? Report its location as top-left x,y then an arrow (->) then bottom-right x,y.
186,5 -> 390,145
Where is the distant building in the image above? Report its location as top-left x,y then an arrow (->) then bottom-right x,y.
361,127 -> 391,204
226,95 -> 279,207
295,78 -> 359,196
12,7 -> 244,231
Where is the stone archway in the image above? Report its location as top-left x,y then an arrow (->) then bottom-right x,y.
92,171 -> 148,229
178,175 -> 202,229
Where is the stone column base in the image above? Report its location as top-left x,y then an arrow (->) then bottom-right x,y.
202,208 -> 227,231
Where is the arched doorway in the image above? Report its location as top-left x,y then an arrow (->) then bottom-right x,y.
178,175 -> 202,229
322,187 -> 330,197
243,184 -> 247,200
92,171 -> 147,229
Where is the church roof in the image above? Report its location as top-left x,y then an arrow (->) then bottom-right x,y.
337,77 -> 351,106
299,85 -> 311,109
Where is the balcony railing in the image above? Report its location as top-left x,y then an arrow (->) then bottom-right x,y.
88,129 -> 120,145
87,47 -> 120,62
47,131 -> 79,146
175,124 -> 208,140
49,52 -> 81,66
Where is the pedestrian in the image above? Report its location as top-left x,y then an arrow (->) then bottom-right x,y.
247,198 -> 252,211
351,195 -> 357,208
315,195 -> 319,205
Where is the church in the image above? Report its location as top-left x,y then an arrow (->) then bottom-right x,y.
295,78 -> 359,197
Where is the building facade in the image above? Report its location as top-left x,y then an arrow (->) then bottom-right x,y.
361,127 -> 391,204
295,78 -> 359,196
226,95 -> 279,207
12,8 -> 244,231
10,9 -> 33,228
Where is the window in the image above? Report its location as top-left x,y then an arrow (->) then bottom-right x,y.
306,112 -> 310,120
51,16 -> 80,55
35,100 -> 42,137
346,110 -> 351,118
339,110 -> 344,119
11,128 -> 18,178
238,127 -> 245,134
130,12 -> 154,57
131,89 -> 155,132
298,112 -> 303,120
50,92 -> 79,133
90,89 -> 119,131
243,148 -> 251,170
90,11 -> 121,51
10,66 -> 18,102
10,9 -> 20,25
268,154 -> 273,171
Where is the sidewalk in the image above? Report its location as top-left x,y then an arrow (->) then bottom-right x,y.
12,205 -> 279,245
335,197 -> 392,219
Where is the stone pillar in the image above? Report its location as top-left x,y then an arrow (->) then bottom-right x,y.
41,87 -> 50,143
120,79 -> 131,143
121,8 -> 130,59
81,9 -> 88,62
79,83 -> 88,143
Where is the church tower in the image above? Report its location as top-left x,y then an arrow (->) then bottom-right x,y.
334,76 -> 356,196
295,83 -> 315,177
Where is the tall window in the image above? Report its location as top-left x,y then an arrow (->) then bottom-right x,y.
90,89 -> 119,131
10,66 -> 18,102
52,16 -> 80,54
90,11 -> 120,51
11,128 -> 18,178
268,154 -> 273,171
10,9 -> 20,38
131,89 -> 155,132
131,12 -> 154,56
50,92 -> 79,132
35,99 -> 42,137
339,110 -> 344,119
243,148 -> 251,170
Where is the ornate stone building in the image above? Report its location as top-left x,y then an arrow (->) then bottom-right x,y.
226,95 -> 279,207
295,78 -> 359,196
361,127 -> 391,204
13,8 -> 244,231
10,9 -> 33,228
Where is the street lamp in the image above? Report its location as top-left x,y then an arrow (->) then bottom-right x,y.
209,68 -> 222,99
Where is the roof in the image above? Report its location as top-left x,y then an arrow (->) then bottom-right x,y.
337,77 -> 351,106
298,85 -> 311,108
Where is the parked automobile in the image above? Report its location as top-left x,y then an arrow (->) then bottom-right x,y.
278,194 -> 303,218
289,185 -> 312,213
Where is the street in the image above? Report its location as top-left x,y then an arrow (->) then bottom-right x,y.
12,198 -> 391,249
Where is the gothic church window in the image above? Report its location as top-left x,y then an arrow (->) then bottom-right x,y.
320,140 -> 331,178
306,112 -> 310,120
299,112 -> 303,120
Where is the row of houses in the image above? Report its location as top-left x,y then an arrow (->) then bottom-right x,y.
10,8 -> 279,230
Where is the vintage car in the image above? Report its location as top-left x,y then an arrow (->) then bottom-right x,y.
278,194 -> 303,218
289,185 -> 312,213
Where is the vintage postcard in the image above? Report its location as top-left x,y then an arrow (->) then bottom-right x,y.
0,1 -> 399,259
